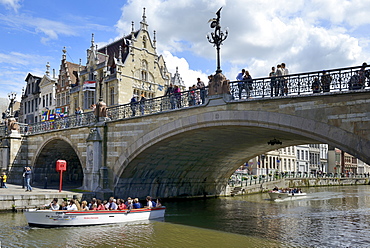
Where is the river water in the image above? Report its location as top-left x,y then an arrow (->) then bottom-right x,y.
1,185 -> 370,248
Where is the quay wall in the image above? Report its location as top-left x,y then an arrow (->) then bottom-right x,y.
0,193 -> 83,211
223,178 -> 370,196
0,184 -> 84,211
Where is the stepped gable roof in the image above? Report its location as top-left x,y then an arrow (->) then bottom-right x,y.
98,31 -> 139,68
65,61 -> 81,85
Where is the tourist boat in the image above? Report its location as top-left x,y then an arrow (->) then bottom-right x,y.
24,207 -> 166,227
268,191 -> 307,201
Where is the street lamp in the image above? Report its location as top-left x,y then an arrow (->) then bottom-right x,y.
94,68 -> 110,122
7,92 -> 17,117
207,7 -> 228,74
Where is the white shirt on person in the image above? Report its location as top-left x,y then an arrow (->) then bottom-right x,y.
67,204 -> 78,211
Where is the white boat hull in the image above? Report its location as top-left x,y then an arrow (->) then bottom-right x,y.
24,207 -> 166,227
268,192 -> 307,201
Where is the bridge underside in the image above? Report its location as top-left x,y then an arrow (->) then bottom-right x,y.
114,125 -> 317,199
34,139 -> 83,188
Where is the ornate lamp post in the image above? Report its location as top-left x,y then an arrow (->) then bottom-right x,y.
94,68 -> 110,122
7,92 -> 17,117
207,7 -> 228,74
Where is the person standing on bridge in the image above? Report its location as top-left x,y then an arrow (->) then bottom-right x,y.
130,95 -> 138,117
164,83 -> 175,109
321,71 -> 332,92
236,69 -> 246,99
275,64 -> 283,96
139,94 -> 146,115
197,78 -> 206,104
281,63 -> 289,96
269,66 -> 277,97
243,70 -> 253,99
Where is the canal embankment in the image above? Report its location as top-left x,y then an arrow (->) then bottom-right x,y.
223,177 -> 370,196
0,183 -> 83,211
1,177 -> 369,210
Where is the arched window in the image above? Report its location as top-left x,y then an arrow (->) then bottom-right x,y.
141,60 -> 148,81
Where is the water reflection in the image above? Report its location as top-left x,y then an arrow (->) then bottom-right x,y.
1,214 -> 277,248
1,185 -> 370,247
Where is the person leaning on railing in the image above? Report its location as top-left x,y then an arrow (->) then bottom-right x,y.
321,70 -> 332,92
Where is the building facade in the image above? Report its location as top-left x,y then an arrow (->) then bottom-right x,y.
56,48 -> 80,115
69,9 -> 180,112
20,73 -> 42,124
38,63 -> 58,121
309,144 -> 320,173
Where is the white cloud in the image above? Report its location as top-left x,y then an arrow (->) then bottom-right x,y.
162,51 -> 209,87
0,0 -> 21,12
0,13 -> 86,44
116,0 -> 370,80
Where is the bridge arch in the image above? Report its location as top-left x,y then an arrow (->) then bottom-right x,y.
32,136 -> 84,188
113,105 -> 370,198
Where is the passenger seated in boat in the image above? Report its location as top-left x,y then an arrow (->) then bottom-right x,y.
156,198 -> 162,207
88,198 -> 97,210
80,200 -> 89,211
74,199 -> 81,210
95,199 -> 106,210
272,186 -> 279,191
60,200 -> 68,210
117,199 -> 126,210
108,197 -> 118,210
66,199 -> 78,211
133,198 -> 142,209
49,198 -> 59,210
125,197 -> 133,210
145,196 -> 156,208
103,200 -> 109,209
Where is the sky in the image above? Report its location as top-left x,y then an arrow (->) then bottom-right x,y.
1,0 -> 370,102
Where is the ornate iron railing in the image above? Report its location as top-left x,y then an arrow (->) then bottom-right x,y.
25,88 -> 207,135
229,64 -> 369,100
8,64 -> 369,136
0,122 -> 29,137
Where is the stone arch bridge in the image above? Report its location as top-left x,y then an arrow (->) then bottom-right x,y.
4,91 -> 370,199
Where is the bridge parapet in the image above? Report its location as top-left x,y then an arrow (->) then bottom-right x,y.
230,63 -> 370,99
17,64 -> 370,136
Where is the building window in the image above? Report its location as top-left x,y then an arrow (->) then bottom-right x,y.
45,94 -> 48,107
61,93 -> 66,106
110,87 -> 115,106
49,93 -> 52,106
42,96 -> 45,108
74,97 -> 79,111
56,94 -> 60,107
84,91 -> 95,109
